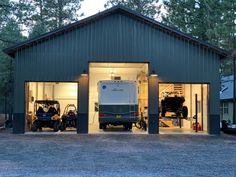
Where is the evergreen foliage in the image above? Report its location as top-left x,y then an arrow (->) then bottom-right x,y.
105,0 -> 160,18
162,0 -> 235,75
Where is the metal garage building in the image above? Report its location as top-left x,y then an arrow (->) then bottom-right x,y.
4,6 -> 228,134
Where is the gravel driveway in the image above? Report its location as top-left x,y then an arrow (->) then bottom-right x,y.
0,132 -> 236,177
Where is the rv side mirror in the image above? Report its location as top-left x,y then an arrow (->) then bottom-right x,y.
95,102 -> 99,112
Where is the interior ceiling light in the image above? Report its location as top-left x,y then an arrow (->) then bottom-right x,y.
150,70 -> 158,77
109,71 -> 115,77
81,69 -> 88,76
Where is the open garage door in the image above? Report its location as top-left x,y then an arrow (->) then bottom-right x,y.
159,83 -> 209,134
89,62 -> 149,134
25,82 -> 78,133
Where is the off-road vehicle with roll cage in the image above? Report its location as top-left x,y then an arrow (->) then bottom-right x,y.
160,92 -> 188,119
60,104 -> 77,131
31,100 -> 61,132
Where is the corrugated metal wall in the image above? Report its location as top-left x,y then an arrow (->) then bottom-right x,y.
14,12 -> 220,116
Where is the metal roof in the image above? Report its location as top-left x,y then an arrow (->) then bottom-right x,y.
3,5 -> 229,58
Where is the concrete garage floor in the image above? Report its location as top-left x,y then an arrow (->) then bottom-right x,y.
25,126 -> 204,135
159,127 -> 207,135
89,124 -> 147,134
0,132 -> 236,177
25,124 -> 147,134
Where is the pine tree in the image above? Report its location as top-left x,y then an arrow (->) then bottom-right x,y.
0,20 -> 25,117
28,0 -> 48,38
0,0 -> 26,116
220,0 -> 236,50
162,0 -> 236,76
29,0 -> 84,37
0,0 -> 12,40
105,0 -> 160,18
11,0 -> 35,31
162,0 -> 235,51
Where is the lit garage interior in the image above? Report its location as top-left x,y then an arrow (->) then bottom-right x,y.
3,6 -> 227,134
25,82 -> 78,132
159,83 -> 209,133
89,62 -> 148,133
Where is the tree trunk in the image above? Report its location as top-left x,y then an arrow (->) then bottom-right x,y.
58,0 -> 63,27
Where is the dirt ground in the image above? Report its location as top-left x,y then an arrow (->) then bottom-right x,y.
0,131 -> 236,177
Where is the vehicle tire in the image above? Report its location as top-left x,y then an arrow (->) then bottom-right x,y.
161,100 -> 166,117
128,123 -> 132,130
39,127 -> 42,131
124,124 -> 129,130
161,109 -> 166,117
102,124 -> 107,130
60,123 -> 66,131
31,121 -> 38,132
143,123 -> 147,131
53,121 -> 60,132
140,121 -> 147,131
182,106 -> 188,118
221,120 -> 228,131
99,123 -> 103,129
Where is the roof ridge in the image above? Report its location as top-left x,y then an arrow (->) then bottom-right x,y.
3,5 -> 229,58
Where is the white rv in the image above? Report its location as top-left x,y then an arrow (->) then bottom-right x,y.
97,80 -> 139,130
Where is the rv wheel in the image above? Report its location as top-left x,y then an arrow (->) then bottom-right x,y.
102,124 -> 107,130
128,123 -> 133,130
99,123 -> 106,129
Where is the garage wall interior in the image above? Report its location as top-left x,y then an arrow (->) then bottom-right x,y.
3,6 -> 228,134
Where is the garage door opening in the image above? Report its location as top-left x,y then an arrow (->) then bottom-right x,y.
89,62 -> 148,134
159,83 -> 209,134
25,82 -> 78,133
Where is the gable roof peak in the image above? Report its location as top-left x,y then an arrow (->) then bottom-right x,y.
3,5 -> 229,58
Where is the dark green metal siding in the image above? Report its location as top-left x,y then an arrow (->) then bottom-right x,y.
14,12 -> 220,117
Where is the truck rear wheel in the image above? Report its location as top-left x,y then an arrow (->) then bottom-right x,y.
128,123 -> 132,130
99,123 -> 102,129
124,123 -> 132,130
124,124 -> 128,130
100,123 -> 107,130
102,124 -> 107,130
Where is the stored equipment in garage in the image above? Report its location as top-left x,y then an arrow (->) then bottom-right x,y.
60,104 -> 77,131
161,92 -> 188,119
97,80 -> 139,130
31,100 -> 61,132
159,84 -> 208,132
26,82 -> 78,132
